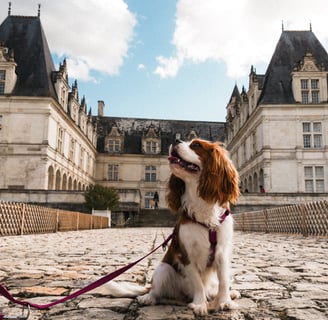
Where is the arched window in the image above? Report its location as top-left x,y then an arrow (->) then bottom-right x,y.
248,175 -> 252,192
48,166 -> 54,190
68,176 -> 73,190
62,173 -> 67,190
253,172 -> 258,193
55,170 -> 61,190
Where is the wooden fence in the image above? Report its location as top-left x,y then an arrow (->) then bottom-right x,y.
0,201 -> 109,236
233,200 -> 328,237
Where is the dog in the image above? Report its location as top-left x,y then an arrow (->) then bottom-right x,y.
136,138 -> 240,315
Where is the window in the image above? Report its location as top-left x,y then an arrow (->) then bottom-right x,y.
302,122 -> 322,148
108,164 -> 119,181
145,191 -> 154,209
69,139 -> 75,161
301,79 -> 320,104
79,146 -> 84,169
304,166 -> 324,192
146,141 -> 158,154
145,166 -> 156,182
108,139 -> 121,153
0,70 -> 5,95
57,127 -> 64,153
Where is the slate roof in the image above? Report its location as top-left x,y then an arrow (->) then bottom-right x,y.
228,84 -> 241,104
0,15 -> 57,98
258,31 -> 328,105
95,116 -> 226,154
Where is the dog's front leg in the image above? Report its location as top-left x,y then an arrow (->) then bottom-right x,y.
209,251 -> 238,311
185,264 -> 208,316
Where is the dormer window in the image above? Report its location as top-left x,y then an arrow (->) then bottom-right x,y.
104,124 -> 124,153
146,141 -> 158,153
300,79 -> 320,104
108,139 -> 121,152
0,70 -> 5,94
292,52 -> 328,104
142,124 -> 161,154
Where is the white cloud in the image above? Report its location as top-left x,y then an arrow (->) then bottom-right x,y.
66,58 -> 96,82
137,64 -> 145,70
155,0 -> 328,79
154,55 -> 183,79
2,0 -> 137,81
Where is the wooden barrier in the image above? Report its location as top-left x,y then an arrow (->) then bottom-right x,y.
0,201 -> 109,236
234,200 -> 328,237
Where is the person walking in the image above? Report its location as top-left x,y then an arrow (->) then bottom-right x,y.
153,191 -> 159,209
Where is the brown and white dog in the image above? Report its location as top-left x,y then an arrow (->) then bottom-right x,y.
137,138 -> 240,315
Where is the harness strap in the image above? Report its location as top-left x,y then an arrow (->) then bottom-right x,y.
0,232 -> 174,311
183,209 -> 230,266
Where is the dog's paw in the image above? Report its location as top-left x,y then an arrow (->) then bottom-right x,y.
219,299 -> 238,311
230,289 -> 241,300
137,293 -> 156,306
188,302 -> 208,316
208,298 -> 238,311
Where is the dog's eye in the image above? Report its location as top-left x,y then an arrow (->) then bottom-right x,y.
190,142 -> 201,149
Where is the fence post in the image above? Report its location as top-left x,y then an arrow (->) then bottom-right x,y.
264,209 -> 269,233
300,204 -> 308,237
20,203 -> 26,235
55,209 -> 59,233
76,212 -> 80,231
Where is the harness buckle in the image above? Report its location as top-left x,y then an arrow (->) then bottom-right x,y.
2,305 -> 30,320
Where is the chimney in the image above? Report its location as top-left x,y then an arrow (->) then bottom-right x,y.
98,100 -> 104,117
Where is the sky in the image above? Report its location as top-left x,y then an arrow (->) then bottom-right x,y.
1,0 -> 328,121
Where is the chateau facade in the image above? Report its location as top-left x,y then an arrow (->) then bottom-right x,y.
0,12 -> 225,211
1,10 -> 328,212
95,115 -> 225,209
226,29 -> 328,194
0,14 -> 97,193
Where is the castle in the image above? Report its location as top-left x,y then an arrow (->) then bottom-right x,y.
1,10 -> 327,214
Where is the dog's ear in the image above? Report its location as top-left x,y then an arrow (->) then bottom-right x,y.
198,144 -> 239,206
166,174 -> 185,212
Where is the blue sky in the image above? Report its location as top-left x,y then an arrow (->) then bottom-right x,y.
2,0 -> 328,121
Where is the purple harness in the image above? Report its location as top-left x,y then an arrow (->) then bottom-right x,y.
183,209 -> 231,267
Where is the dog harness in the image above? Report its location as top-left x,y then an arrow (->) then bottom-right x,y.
183,209 -> 231,267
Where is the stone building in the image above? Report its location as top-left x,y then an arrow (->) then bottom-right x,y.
0,10 -> 226,212
0,13 -> 97,193
226,28 -> 328,194
95,114 -> 225,210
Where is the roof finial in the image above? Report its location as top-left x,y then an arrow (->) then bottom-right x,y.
8,2 -> 11,16
281,20 -> 284,31
38,4 -> 41,17
310,20 -> 312,32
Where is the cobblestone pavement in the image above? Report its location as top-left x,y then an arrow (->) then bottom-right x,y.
0,228 -> 327,320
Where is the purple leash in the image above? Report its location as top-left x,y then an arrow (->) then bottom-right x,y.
0,232 -> 173,315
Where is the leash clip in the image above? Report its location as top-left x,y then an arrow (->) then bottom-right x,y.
3,305 -> 30,320
161,232 -> 168,251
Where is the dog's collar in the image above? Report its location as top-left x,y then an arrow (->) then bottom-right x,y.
182,208 -> 230,267
183,208 -> 231,229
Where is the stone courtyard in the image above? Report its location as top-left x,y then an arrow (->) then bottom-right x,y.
0,228 -> 327,319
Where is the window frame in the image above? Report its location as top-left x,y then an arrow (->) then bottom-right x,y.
0,70 -> 5,95
304,166 -> 325,192
300,78 -> 320,104
108,164 -> 119,181
302,122 -> 322,149
145,165 -> 157,182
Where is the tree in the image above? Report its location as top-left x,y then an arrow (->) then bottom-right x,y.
84,184 -> 120,211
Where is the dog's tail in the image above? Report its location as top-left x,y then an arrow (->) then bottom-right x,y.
96,281 -> 148,298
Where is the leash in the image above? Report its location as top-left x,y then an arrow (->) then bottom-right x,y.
0,231 -> 174,319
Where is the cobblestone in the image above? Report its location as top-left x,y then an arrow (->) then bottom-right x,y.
0,228 -> 327,319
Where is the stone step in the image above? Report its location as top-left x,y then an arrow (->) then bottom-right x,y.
127,209 -> 177,227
